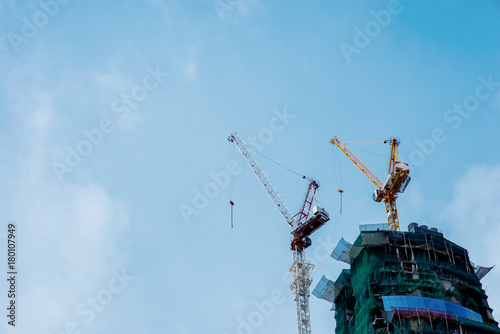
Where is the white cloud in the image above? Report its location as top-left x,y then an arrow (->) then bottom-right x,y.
1,67 -> 130,334
142,0 -> 176,26
184,62 -> 197,82
0,0 -> 14,15
213,0 -> 266,26
404,181 -> 424,215
442,165 -> 500,255
90,65 -> 132,98
441,165 -> 500,320
144,0 -> 165,8
232,293 -> 249,311
182,46 -> 198,82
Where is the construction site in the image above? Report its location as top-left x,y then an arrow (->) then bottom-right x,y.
314,222 -> 498,334
229,133 -> 499,334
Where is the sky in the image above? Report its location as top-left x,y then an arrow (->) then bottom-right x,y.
0,0 -> 500,333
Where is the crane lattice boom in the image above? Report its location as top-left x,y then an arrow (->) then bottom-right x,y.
229,133 -> 329,334
331,137 -> 383,189
228,133 -> 295,229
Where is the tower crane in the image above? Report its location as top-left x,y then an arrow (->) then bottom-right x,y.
331,136 -> 410,231
228,133 -> 330,334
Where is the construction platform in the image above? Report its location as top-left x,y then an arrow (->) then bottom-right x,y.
313,223 -> 499,334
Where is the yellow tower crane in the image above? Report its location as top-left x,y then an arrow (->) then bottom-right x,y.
331,137 -> 411,231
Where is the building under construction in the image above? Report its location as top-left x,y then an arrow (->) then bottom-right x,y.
230,133 -> 498,334
313,223 -> 499,334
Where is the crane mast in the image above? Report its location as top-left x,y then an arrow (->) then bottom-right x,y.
291,247 -> 314,334
331,136 -> 410,231
228,133 -> 329,334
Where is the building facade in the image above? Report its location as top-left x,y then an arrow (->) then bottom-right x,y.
313,223 -> 499,334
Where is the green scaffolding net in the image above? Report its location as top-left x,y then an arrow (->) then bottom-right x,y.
315,227 -> 499,334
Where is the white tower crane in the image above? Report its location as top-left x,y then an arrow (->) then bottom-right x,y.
228,133 -> 330,334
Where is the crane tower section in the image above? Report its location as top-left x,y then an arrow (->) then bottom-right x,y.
228,133 -> 330,334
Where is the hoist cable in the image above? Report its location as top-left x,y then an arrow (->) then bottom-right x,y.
249,147 -> 312,181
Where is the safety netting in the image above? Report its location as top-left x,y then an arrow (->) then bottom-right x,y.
315,227 -> 499,334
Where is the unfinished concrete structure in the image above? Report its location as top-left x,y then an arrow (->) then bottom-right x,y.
313,223 -> 499,334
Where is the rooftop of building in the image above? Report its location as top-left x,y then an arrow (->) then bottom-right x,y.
313,222 -> 498,334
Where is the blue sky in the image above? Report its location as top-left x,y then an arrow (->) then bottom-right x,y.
0,0 -> 500,333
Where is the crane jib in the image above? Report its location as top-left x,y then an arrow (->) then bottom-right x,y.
229,132 -> 330,334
